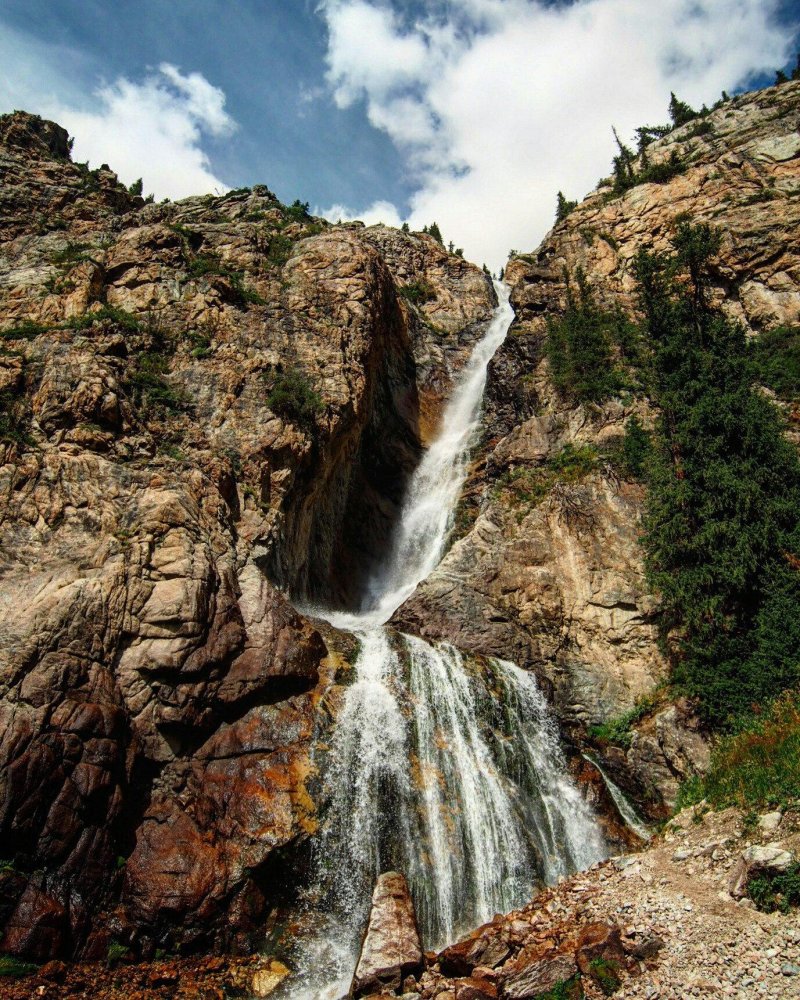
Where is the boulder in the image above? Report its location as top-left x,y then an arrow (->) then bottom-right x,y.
729,844 -> 795,899
500,951 -> 578,999
352,872 -> 423,997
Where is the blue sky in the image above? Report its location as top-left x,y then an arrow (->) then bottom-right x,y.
1,0 -> 799,268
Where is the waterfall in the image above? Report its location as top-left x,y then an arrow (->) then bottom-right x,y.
281,283 -> 606,999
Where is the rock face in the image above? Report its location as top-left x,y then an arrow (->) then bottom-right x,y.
395,81 -> 800,811
0,111 -> 494,959
352,871 -> 423,996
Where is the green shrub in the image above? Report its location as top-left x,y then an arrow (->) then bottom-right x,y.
284,199 -> 309,221
265,367 -> 322,429
496,443 -> 598,508
750,325 -> 800,399
0,955 -> 38,978
545,271 -> 629,403
0,390 -> 30,445
187,254 -> 265,305
49,240 -> 92,266
0,319 -> 49,340
70,305 -> 141,333
617,415 -> 653,479
636,222 -> 800,726
266,234 -> 295,267
126,353 -> 186,414
590,691 -> 662,749
748,862 -> 800,913
533,976 -> 584,1000
589,957 -> 622,995
107,939 -> 131,967
669,91 -> 700,127
399,281 -> 436,305
677,690 -> 800,811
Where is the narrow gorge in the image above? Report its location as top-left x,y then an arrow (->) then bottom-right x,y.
1,75 -> 800,1000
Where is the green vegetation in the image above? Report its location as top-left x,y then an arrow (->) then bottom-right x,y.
545,270 -> 638,403
126,352 -> 186,414
611,128 -> 686,195
0,955 -> 38,978
748,862 -> 800,914
421,221 -> 443,244
616,415 -> 652,479
635,221 -> 800,727
399,281 -> 436,305
589,957 -> 623,996
69,305 -> 141,333
264,366 -> 323,429
107,939 -> 131,967
266,233 -> 295,267
496,442 -> 599,508
1,318 -> 49,340
750,325 -> 800,399
49,240 -> 93,266
677,691 -> 800,811
532,976 -> 584,1000
284,198 -> 309,221
556,191 -> 578,223
187,253 -> 265,306
668,91 -> 701,127
590,690 -> 664,750
0,389 -> 29,446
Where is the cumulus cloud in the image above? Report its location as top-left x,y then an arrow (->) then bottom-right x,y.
319,0 -> 794,269
58,64 -> 236,198
319,198 -> 404,228
0,34 -> 234,199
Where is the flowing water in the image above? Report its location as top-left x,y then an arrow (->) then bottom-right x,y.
280,283 -> 606,998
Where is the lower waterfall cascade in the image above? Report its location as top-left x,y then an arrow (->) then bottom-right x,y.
280,282 -> 608,999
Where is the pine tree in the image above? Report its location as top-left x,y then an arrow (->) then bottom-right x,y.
668,91 -> 698,127
428,221 -> 443,244
634,222 -> 800,726
555,191 -> 577,223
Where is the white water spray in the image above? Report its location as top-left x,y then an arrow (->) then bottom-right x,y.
281,283 -> 606,998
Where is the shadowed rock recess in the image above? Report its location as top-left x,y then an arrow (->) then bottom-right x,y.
0,73 -> 799,988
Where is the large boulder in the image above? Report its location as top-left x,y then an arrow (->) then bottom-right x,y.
352,872 -> 423,996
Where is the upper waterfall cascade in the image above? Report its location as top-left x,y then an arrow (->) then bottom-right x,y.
285,282 -> 607,999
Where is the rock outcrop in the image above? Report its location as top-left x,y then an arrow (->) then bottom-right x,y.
0,111 -> 495,959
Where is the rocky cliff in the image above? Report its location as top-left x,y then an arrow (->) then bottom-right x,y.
0,111 -> 495,959
393,80 -> 800,814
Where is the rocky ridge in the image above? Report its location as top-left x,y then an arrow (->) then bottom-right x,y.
0,110 -> 495,960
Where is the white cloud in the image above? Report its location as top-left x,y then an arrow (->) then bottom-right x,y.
58,64 -> 236,197
0,33 -> 234,199
319,198 -> 404,228
319,0 -> 794,270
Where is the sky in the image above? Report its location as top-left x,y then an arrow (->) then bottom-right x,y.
1,0 -> 799,270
